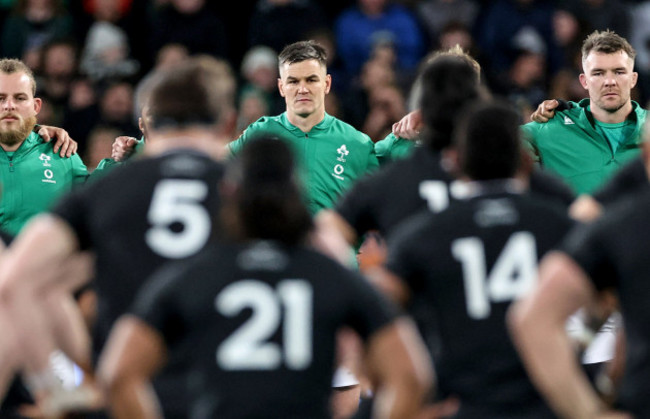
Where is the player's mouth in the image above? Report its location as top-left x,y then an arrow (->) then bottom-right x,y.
0,114 -> 18,122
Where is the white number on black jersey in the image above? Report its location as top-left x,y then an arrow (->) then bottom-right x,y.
215,279 -> 313,370
419,180 -> 450,213
452,232 -> 537,319
145,179 -> 211,258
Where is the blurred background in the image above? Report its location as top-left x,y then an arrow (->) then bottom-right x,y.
3,0 -> 649,168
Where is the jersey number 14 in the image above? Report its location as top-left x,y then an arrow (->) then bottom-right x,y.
452,232 -> 537,320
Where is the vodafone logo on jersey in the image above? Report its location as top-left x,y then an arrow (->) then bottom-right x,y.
39,153 -> 56,184
332,145 -> 349,180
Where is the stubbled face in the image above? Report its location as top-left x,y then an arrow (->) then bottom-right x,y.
0,72 -> 41,150
278,59 -> 331,120
580,50 -> 637,114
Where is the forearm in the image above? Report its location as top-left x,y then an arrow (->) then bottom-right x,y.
107,379 -> 162,419
45,290 -> 92,372
373,378 -> 426,419
0,308 -> 18,402
368,320 -> 432,419
524,322 -> 604,418
510,252 -> 609,418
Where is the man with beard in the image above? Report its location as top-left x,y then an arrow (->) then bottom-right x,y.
522,30 -> 646,196
0,57 -> 240,418
0,58 -> 88,235
0,58 -> 88,418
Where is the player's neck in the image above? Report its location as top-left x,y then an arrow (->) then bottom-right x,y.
590,100 -> 633,124
287,109 -> 325,133
145,128 -> 229,161
0,138 -> 26,152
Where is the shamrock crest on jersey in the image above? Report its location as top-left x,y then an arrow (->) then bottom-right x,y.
332,144 -> 350,180
336,145 -> 349,162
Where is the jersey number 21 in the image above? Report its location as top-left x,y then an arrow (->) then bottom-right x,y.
215,279 -> 313,371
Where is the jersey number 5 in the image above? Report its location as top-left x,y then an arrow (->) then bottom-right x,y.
215,279 -> 313,370
452,232 -> 537,319
145,179 -> 211,258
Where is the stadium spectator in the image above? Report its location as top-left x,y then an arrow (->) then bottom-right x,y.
334,0 -> 426,87
0,0 -> 73,67
247,0 -> 328,55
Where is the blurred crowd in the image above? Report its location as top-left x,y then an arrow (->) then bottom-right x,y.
3,0 -> 650,168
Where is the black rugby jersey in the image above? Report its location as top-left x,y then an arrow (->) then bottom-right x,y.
562,189 -> 650,416
132,240 -> 398,419
386,184 -> 573,418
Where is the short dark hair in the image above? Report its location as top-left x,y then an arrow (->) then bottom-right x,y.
419,54 -> 483,151
581,30 -> 636,63
221,136 -> 313,245
423,45 -> 481,83
0,58 -> 36,95
278,40 -> 327,69
145,58 -> 227,129
454,100 -> 521,180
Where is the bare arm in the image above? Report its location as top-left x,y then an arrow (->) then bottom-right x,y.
508,252 -> 626,418
0,304 -> 19,403
0,215 -> 85,384
98,316 -> 167,419
363,266 -> 411,307
0,214 -> 81,293
365,318 -> 433,419
311,210 -> 357,266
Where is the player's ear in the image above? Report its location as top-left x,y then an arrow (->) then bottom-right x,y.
631,71 -> 638,88
324,74 -> 332,94
579,73 -> 588,90
278,78 -> 285,97
33,97 -> 42,114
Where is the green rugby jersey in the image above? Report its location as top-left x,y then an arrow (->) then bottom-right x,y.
522,99 -> 646,195
91,136 -> 146,180
229,112 -> 379,214
374,132 -> 416,165
0,132 -> 88,234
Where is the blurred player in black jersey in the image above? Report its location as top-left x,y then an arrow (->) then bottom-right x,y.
0,57 -> 237,417
509,139 -> 650,418
318,47 -> 575,263
317,49 -> 484,252
369,101 -> 574,418
97,137 -> 432,419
